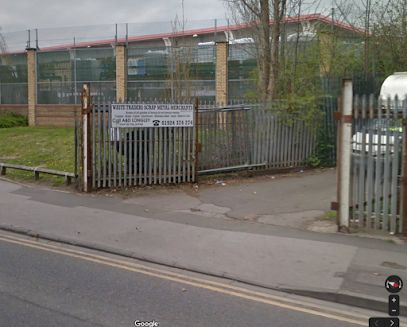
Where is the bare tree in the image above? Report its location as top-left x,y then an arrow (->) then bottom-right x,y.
334,0 -> 407,77
270,0 -> 287,97
226,0 -> 288,100
168,8 -> 194,101
371,0 -> 407,75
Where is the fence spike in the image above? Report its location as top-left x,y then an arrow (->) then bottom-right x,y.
404,95 -> 407,119
377,95 -> 383,119
386,95 -> 392,119
394,94 -> 399,119
353,94 -> 359,120
371,94 -> 378,120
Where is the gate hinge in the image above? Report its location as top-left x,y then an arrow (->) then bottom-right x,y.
333,112 -> 352,123
333,112 -> 341,121
196,143 -> 202,153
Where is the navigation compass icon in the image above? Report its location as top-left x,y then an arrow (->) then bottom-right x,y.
385,276 -> 403,294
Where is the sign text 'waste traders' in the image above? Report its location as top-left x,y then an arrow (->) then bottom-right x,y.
111,103 -> 194,128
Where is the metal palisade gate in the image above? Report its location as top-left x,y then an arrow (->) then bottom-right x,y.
197,103 -> 319,173
85,97 -> 197,189
197,105 -> 253,173
350,94 -> 406,234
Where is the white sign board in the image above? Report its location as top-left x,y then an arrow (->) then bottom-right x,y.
111,103 -> 194,128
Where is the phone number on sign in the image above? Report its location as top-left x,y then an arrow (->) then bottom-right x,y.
161,120 -> 193,126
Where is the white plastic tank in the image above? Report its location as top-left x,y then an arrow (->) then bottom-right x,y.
380,72 -> 407,100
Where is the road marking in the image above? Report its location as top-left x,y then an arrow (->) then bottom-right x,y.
0,232 -> 383,326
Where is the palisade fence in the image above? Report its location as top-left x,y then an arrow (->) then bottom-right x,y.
78,96 -> 337,189
350,95 -> 405,234
88,98 -> 197,188
197,103 -> 320,173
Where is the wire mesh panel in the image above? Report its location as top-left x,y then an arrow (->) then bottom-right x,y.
37,50 -> 72,104
127,45 -> 215,101
0,53 -> 28,104
91,99 -> 196,188
75,48 -> 116,101
351,94 -> 405,233
228,43 -> 256,101
37,48 -> 115,104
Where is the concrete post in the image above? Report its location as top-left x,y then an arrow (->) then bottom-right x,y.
115,43 -> 127,103
338,79 -> 353,231
216,42 -> 228,105
26,48 -> 37,126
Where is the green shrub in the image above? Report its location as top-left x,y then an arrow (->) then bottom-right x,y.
305,154 -> 321,168
0,112 -> 28,128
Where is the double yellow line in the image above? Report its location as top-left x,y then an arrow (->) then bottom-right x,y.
0,232 -> 378,326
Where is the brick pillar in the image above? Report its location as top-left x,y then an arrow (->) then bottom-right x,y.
319,31 -> 333,76
26,48 -> 37,126
115,43 -> 127,102
216,42 -> 228,105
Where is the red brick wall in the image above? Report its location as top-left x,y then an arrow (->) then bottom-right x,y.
36,105 -> 81,127
0,105 -> 28,116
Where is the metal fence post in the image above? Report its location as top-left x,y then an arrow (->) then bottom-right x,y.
402,114 -> 407,235
81,83 -> 92,192
337,79 -> 353,231
194,98 -> 200,182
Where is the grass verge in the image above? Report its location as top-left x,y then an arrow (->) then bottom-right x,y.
0,127 -> 75,185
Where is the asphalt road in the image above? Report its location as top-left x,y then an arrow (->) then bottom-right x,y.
0,233 -> 369,327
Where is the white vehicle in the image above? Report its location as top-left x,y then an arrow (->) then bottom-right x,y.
352,72 -> 406,156
379,72 -> 407,101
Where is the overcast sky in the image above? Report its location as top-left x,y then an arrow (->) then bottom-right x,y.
0,0 -> 227,32
0,0 -> 336,32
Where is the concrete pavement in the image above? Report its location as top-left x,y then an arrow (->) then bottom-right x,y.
0,169 -> 406,315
